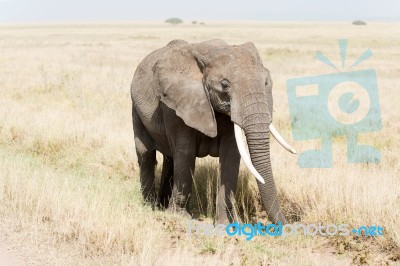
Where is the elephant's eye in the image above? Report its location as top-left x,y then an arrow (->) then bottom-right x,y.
265,79 -> 269,86
221,79 -> 230,90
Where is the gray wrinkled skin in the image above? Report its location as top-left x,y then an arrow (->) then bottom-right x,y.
131,39 -> 286,224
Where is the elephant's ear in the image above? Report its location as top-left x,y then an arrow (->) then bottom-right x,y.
154,45 -> 217,138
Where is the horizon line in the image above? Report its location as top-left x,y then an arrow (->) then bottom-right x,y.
1,18 -> 400,25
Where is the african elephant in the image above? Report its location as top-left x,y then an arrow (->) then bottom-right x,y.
130,39 -> 296,224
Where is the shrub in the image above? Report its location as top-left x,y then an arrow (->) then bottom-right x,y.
352,20 -> 367,25
165,17 -> 183,25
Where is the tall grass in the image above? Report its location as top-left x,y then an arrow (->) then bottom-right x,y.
0,22 -> 399,265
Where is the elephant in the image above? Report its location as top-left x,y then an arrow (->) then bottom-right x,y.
130,39 -> 296,224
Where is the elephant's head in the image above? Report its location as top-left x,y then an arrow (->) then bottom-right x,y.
154,39 -> 296,223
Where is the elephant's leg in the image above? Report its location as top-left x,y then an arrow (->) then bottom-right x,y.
217,123 -> 240,224
168,127 -> 196,217
159,156 -> 174,208
132,105 -> 157,203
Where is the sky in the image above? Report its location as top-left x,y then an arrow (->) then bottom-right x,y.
0,0 -> 399,23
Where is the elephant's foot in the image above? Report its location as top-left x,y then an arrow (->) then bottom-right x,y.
158,196 -> 171,209
167,194 -> 191,218
166,205 -> 192,219
158,180 -> 173,209
157,195 -> 171,210
142,189 -> 157,206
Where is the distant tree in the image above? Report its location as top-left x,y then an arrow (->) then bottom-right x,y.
200,22 -> 205,25
352,20 -> 367,25
192,21 -> 197,25
165,18 -> 183,25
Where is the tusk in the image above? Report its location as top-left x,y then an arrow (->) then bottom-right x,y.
234,124 -> 265,184
269,124 -> 297,154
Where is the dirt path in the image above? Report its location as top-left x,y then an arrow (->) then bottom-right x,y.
0,216 -> 127,266
0,217 -> 64,266
0,242 -> 21,266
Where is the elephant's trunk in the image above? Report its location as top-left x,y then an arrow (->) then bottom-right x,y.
244,122 -> 286,224
230,91 -> 290,224
234,123 -> 296,185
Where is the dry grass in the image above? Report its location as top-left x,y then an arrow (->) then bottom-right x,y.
0,21 -> 399,265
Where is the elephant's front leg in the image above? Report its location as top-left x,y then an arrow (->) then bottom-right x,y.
168,127 -> 196,217
217,124 -> 240,224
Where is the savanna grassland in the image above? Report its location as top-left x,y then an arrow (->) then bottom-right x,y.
0,21 -> 399,265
